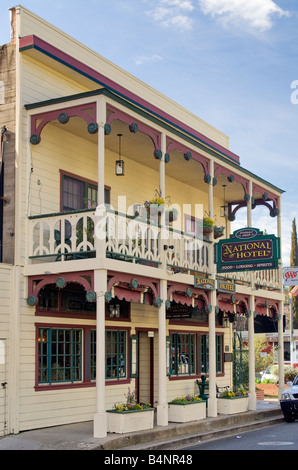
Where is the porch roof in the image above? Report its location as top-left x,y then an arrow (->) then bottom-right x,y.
24,87 -> 284,197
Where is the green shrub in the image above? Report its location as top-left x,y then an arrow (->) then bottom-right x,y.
284,367 -> 298,383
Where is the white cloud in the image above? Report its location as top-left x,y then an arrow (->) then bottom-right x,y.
146,0 -> 195,31
160,0 -> 194,11
198,0 -> 289,32
133,54 -> 163,66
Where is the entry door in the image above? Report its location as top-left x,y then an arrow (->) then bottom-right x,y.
137,331 -> 154,407
0,340 -> 7,436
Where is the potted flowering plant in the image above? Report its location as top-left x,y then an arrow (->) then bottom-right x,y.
203,217 -> 214,234
166,207 -> 179,222
217,388 -> 249,415
144,195 -> 166,216
144,189 -> 176,219
168,394 -> 206,422
214,225 -> 224,239
107,389 -> 154,434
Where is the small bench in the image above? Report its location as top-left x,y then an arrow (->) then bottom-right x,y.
196,378 -> 230,399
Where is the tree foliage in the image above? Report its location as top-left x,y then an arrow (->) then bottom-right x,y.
254,334 -> 274,372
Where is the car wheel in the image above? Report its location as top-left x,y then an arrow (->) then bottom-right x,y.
283,412 -> 295,423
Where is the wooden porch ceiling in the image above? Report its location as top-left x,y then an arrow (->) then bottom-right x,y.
50,114 -> 246,202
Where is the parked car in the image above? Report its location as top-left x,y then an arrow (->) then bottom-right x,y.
260,365 -> 278,383
280,375 -> 298,422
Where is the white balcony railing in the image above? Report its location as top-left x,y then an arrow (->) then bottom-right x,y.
27,209 -> 281,290
28,209 -> 211,273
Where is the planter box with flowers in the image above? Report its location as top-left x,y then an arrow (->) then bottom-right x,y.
217,389 -> 249,415
168,395 -> 206,423
107,389 -> 154,434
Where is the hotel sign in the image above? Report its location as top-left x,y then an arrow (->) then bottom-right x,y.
214,228 -> 280,273
194,276 -> 215,290
217,281 -> 236,293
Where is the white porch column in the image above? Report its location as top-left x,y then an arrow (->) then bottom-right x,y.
96,95 -> 106,206
208,160 -> 217,417
277,196 -> 285,398
247,180 -> 252,227
248,295 -> 256,410
208,290 -> 217,417
157,279 -> 168,426
160,133 -> 166,198
278,300 -> 285,399
93,96 -> 108,438
93,269 -> 107,438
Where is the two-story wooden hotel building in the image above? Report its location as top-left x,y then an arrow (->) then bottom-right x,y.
0,6 -> 284,437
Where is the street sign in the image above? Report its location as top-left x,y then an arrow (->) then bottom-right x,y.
283,267 -> 298,286
214,227 -> 280,273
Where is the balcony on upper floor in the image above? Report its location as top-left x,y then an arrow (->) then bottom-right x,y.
24,91 -> 283,294
27,207 -> 281,291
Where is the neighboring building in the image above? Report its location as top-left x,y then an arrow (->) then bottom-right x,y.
0,6 -> 285,437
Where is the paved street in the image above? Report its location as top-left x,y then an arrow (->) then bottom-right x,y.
183,421 -> 298,450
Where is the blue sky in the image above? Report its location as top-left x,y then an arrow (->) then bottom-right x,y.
0,0 -> 298,266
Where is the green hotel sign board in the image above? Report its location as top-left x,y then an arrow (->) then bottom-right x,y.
214,227 -> 280,274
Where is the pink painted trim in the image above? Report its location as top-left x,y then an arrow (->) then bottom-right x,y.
252,183 -> 279,209
107,272 -> 159,299
214,162 -> 249,195
30,102 -> 97,138
107,104 -> 161,150
28,271 -> 94,304
20,35 -> 240,164
166,138 -> 209,175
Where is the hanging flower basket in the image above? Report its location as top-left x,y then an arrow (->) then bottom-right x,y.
167,208 -> 179,222
214,226 -> 224,239
144,195 -> 166,217
203,217 -> 214,234
203,217 -> 214,235
203,226 -> 213,235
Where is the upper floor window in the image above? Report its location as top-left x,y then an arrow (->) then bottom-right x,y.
61,172 -> 110,211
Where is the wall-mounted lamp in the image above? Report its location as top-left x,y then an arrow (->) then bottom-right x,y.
109,304 -> 120,318
115,133 -> 125,176
223,314 -> 230,328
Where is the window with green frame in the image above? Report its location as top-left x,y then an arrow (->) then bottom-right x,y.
105,330 -> 127,379
169,332 -> 223,377
170,333 -> 195,375
198,334 -> 223,374
90,329 -> 128,380
61,173 -> 110,211
38,327 -> 82,384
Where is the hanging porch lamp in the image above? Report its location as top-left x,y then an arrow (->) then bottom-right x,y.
115,133 -> 125,176
220,184 -> 228,218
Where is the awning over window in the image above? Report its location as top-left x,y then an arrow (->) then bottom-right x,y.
255,304 -> 268,316
217,298 -> 234,313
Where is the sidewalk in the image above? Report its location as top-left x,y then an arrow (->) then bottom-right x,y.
0,399 -> 282,451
